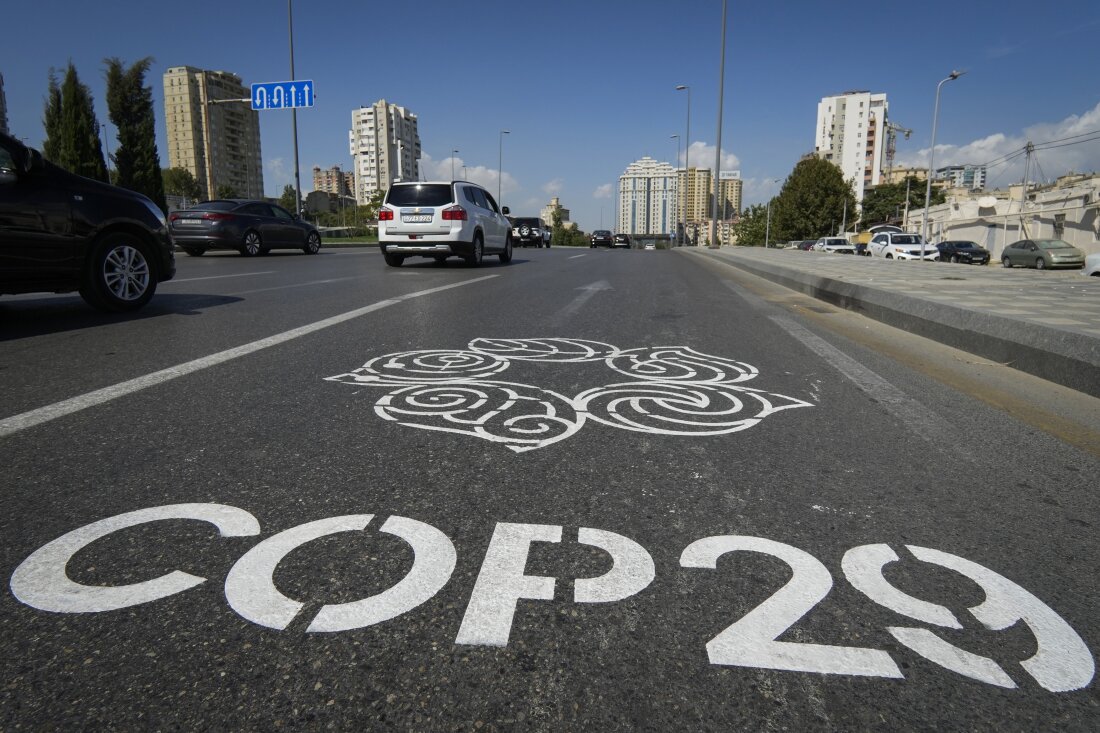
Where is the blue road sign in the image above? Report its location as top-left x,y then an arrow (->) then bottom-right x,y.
250,80 -> 314,111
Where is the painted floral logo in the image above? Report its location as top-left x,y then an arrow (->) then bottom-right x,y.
325,338 -> 811,453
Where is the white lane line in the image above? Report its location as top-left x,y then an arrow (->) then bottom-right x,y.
568,254 -> 588,259
0,275 -> 498,439
230,276 -> 361,295
167,271 -> 277,284
551,280 -> 613,324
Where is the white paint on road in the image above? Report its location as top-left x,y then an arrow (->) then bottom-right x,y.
0,276 -> 498,439
167,271 -> 277,284
568,254 -> 587,259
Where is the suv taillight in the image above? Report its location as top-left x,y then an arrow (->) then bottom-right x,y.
202,212 -> 235,221
378,209 -> 394,221
442,206 -> 467,221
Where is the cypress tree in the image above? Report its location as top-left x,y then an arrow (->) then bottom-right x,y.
105,57 -> 166,211
42,70 -> 63,162
57,62 -> 109,182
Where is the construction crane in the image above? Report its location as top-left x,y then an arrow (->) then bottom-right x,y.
884,121 -> 913,183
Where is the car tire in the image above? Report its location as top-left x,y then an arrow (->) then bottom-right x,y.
499,235 -> 513,264
885,254 -> 893,259
432,256 -> 447,266
466,234 -> 484,267
79,233 -> 157,312
240,230 -> 262,257
303,232 -> 321,255
183,247 -> 205,257
950,255 -> 959,263
1035,258 -> 1045,270
1002,257 -> 1012,268
383,251 -> 405,267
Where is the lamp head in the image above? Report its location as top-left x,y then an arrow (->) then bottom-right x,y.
675,84 -> 688,91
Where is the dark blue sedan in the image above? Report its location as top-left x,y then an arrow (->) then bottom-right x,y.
169,199 -> 321,257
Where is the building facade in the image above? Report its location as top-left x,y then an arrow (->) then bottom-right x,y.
540,197 -> 572,228
0,72 -> 8,135
717,171 -> 743,220
349,100 -> 421,204
312,165 -> 354,197
618,157 -> 678,236
677,167 -> 712,232
936,164 -> 987,191
162,66 -> 264,200
814,90 -> 888,204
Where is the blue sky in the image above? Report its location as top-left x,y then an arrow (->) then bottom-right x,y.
3,0 -> 1098,230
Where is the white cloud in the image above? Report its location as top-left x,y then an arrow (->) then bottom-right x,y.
542,178 -> 563,195
682,141 -> 740,173
895,100 -> 1100,189
419,152 -> 518,195
593,183 -> 614,199
740,177 -> 785,207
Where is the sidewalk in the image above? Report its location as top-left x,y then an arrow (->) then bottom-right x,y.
684,247 -> 1100,398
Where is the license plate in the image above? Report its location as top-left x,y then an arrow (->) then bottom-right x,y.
402,214 -> 432,223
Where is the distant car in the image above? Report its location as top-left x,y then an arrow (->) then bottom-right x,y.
509,216 -> 549,248
1085,253 -> 1100,277
812,237 -> 855,254
613,233 -> 631,249
0,131 -> 176,311
590,230 -> 613,248
936,240 -> 990,265
643,242 -> 656,251
170,200 -> 321,257
378,181 -> 512,267
1000,239 -> 1085,270
867,232 -> 938,261
798,240 -> 817,251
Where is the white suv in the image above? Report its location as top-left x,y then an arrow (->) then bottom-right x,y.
378,181 -> 513,267
867,231 -> 938,261
812,237 -> 855,254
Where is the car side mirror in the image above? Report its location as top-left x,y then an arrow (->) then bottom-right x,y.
501,206 -> 510,216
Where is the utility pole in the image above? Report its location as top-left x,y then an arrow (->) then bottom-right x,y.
1019,141 -> 1034,238
289,0 -> 303,216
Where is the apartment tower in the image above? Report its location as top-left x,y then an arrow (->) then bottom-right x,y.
162,67 -> 263,200
312,165 -> 354,197
618,157 -> 678,236
814,90 -> 888,204
349,100 -> 421,204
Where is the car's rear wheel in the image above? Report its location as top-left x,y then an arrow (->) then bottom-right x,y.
499,236 -> 513,264
79,233 -> 157,312
303,232 -> 321,254
1002,257 -> 1012,268
240,230 -> 262,257
183,247 -> 205,257
466,234 -> 483,267
950,254 -> 960,263
383,251 -> 405,267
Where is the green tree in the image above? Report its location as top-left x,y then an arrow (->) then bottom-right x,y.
215,184 -> 239,199
105,57 -> 166,212
860,176 -> 946,227
49,63 -> 109,182
730,203 -> 770,246
162,167 -> 201,201
278,184 -> 298,212
42,71 -> 63,162
362,189 -> 385,220
771,157 -> 855,241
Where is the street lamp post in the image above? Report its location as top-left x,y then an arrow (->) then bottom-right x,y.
498,130 -> 509,205
288,0 -> 302,215
921,70 -> 965,257
451,149 -> 459,181
710,0 -> 728,249
675,84 -> 691,245
763,179 -> 780,248
670,134 -> 680,244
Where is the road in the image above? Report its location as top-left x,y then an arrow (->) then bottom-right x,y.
2,246 -> 1098,730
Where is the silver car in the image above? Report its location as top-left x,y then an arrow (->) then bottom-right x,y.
1000,239 -> 1085,270
378,181 -> 512,267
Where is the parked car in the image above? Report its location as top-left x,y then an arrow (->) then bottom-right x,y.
936,240 -> 990,265
0,131 -> 176,311
590,230 -> 613,248
867,231 -> 938,261
613,233 -> 631,249
643,242 -> 656,251
798,240 -> 817,251
812,237 -> 855,254
377,181 -> 512,267
509,216 -> 550,248
170,200 -> 321,257
1000,239 -> 1085,270
1085,252 -> 1100,277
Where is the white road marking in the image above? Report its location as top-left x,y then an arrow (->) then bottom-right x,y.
230,276 -> 361,295
166,271 -> 276,284
552,280 -> 612,323
568,254 -> 587,259
0,275 -> 498,438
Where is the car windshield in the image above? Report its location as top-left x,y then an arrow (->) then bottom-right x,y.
1036,240 -> 1073,250
386,184 -> 453,207
953,242 -> 978,249
190,200 -> 238,211
826,239 -> 846,245
892,235 -> 923,245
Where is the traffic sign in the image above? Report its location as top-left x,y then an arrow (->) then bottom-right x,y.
250,80 -> 314,110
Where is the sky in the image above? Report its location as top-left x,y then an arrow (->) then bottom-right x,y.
2,0 -> 1099,231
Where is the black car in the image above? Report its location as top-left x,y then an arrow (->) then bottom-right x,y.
590,230 -> 613,248
613,233 -> 631,249
936,240 -> 990,265
0,132 -> 176,312
169,200 -> 321,257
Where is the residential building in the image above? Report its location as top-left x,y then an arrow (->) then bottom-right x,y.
618,157 -> 678,236
814,90 -> 889,204
717,171 -> 743,220
936,164 -> 987,191
678,167 -> 711,229
162,66 -> 264,200
348,100 -> 421,204
313,165 -> 354,197
882,166 -> 927,185
541,196 -> 572,228
0,72 -> 8,135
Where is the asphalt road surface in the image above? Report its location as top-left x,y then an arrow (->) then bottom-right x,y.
3,246 -> 1098,730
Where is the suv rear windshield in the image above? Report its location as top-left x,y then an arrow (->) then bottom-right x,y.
512,218 -> 541,228
192,201 -> 239,211
386,184 -> 453,207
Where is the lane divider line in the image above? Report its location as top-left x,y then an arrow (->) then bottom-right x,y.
0,275 -> 498,439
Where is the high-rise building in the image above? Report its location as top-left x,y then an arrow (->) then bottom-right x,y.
717,171 -> 743,219
312,165 -> 354,197
677,167 -> 712,228
936,164 -> 987,191
348,100 -> 420,204
0,72 -> 9,135
162,66 -> 263,200
618,157 -> 678,236
814,90 -> 888,204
